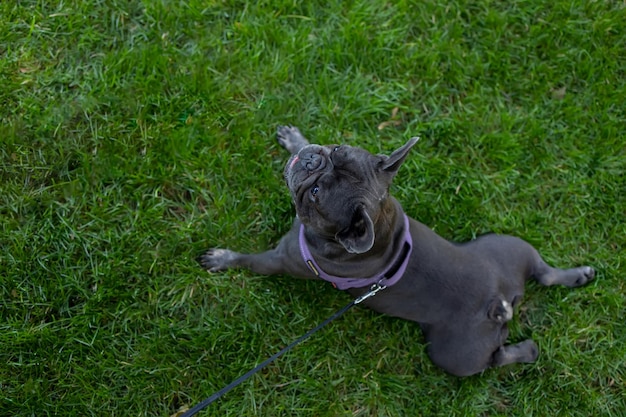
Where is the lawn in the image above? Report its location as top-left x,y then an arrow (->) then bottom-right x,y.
1,0 -> 625,416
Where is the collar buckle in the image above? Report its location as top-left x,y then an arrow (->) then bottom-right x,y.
354,282 -> 387,304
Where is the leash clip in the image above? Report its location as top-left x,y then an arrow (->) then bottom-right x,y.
354,282 -> 387,304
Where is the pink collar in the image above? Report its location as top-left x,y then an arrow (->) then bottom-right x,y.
298,214 -> 412,290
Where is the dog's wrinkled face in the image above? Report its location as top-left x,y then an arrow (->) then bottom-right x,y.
284,139 -> 418,253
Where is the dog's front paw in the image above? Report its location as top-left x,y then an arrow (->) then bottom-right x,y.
197,249 -> 238,272
277,125 -> 309,154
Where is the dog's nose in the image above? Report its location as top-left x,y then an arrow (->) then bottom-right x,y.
300,151 -> 325,172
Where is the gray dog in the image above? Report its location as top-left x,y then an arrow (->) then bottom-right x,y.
198,126 -> 595,376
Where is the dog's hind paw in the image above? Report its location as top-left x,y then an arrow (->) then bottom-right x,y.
574,266 -> 595,286
561,265 -> 596,288
197,248 -> 238,272
488,299 -> 514,323
536,265 -> 596,288
492,339 -> 539,368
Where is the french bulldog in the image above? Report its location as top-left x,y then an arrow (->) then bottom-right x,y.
198,126 -> 595,376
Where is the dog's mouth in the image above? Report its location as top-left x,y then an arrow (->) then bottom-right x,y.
289,155 -> 300,170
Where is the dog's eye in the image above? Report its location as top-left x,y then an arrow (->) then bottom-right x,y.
333,146 -> 340,152
311,185 -> 319,197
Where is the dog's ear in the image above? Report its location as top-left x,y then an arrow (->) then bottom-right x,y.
336,206 -> 375,254
380,137 -> 419,174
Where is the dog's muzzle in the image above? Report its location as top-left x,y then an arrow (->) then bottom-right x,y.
299,148 -> 326,172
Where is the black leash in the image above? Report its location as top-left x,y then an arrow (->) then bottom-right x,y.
180,283 -> 386,417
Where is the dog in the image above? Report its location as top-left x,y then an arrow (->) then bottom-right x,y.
198,126 -> 595,376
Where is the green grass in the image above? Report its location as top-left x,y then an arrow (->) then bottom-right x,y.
1,0 -> 625,415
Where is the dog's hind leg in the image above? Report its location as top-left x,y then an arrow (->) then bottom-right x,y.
531,256 -> 595,288
487,298 -> 514,324
276,125 -> 310,155
424,323 -> 511,376
467,234 -> 595,289
507,235 -> 596,288
491,339 -> 539,367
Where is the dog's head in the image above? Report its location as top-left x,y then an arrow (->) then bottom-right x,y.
284,138 -> 418,254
